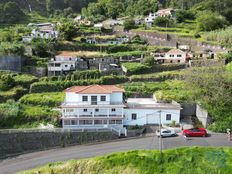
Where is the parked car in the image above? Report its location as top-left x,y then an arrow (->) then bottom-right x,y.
182,128 -> 207,137
156,129 -> 177,137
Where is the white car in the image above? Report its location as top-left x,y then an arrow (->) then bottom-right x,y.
156,129 -> 177,138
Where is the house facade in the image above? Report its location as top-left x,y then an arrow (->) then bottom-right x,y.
154,48 -> 191,63
60,85 -> 181,133
48,52 -> 88,76
156,8 -> 175,17
144,8 -> 175,27
23,23 -> 59,42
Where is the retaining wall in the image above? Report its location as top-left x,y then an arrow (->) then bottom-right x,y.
0,131 -> 117,159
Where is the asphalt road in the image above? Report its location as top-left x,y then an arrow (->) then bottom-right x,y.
0,134 -> 231,174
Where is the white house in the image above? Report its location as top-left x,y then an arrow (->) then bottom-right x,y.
154,48 -> 192,63
156,8 -> 175,18
60,85 -> 181,135
48,52 -> 78,76
145,12 -> 158,27
22,23 -> 59,42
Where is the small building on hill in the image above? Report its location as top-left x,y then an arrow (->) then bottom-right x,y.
156,8 -> 175,18
153,48 -> 192,63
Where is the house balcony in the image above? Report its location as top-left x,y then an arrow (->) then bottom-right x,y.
62,114 -> 124,118
61,101 -> 125,108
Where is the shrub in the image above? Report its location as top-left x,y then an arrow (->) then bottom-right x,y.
153,17 -> 174,27
122,63 -> 151,75
124,18 -> 136,31
101,75 -> 129,85
30,79 -> 102,93
0,86 -> 28,103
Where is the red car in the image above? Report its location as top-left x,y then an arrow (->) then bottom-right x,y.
183,128 -> 207,137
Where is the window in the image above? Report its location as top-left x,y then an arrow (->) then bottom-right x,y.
65,65 -> 68,67
116,120 -> 122,124
82,96 -> 88,101
71,120 -> 77,125
166,114 -> 171,120
64,120 -> 70,125
178,60 -> 180,63
66,109 -> 74,112
111,108 -> 116,112
109,120 -> 116,124
132,113 -> 137,120
94,120 -> 102,125
170,60 -> 173,63
101,96 -> 106,101
95,108 -> 99,112
177,54 -> 182,57
79,120 -> 92,125
83,109 -> 87,112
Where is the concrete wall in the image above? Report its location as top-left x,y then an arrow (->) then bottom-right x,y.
180,103 -> 196,117
0,55 -> 23,72
124,109 -> 180,126
196,104 -> 211,127
0,131 -> 117,159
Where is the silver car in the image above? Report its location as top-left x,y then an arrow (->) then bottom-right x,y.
156,129 -> 177,138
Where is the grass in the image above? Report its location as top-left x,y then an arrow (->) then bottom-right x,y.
20,147 -> 232,174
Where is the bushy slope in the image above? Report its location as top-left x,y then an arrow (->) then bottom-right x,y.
20,147 -> 232,174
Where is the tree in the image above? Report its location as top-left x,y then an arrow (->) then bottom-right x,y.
124,19 -> 136,31
143,56 -> 154,66
196,12 -> 228,32
1,2 -> 26,24
58,22 -> 79,41
153,17 -> 174,27
175,10 -> 195,23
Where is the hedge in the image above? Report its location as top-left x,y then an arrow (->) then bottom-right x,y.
40,70 -> 101,82
0,86 -> 28,103
30,79 -> 102,93
130,70 -> 185,82
122,63 -> 186,75
54,42 -> 147,54
101,75 -> 129,84
19,92 -> 65,107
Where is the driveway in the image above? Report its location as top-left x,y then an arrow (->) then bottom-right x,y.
0,134 -> 231,174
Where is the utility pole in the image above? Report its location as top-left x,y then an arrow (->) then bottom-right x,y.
158,110 -> 162,158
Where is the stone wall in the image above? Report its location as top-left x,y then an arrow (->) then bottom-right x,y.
0,131 -> 117,159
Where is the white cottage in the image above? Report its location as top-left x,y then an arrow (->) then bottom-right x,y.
60,85 -> 181,132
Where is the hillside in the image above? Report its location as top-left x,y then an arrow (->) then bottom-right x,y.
0,0 -> 96,16
20,147 -> 232,174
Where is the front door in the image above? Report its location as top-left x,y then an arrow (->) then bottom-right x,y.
91,96 -> 97,105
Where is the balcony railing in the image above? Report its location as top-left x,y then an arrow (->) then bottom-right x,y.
63,114 -> 123,118
62,101 -> 125,107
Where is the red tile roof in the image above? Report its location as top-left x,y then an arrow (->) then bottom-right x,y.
64,85 -> 125,94
166,48 -> 185,54
56,51 -> 77,57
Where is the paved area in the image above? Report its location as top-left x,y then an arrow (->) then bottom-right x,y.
0,134 -> 231,174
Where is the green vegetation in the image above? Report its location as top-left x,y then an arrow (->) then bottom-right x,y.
122,62 -> 185,75
122,62 -> 151,75
203,26 -> 232,47
20,147 -> 232,174
0,100 -> 59,128
0,2 -> 26,24
196,12 -> 228,32
19,92 -> 65,107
